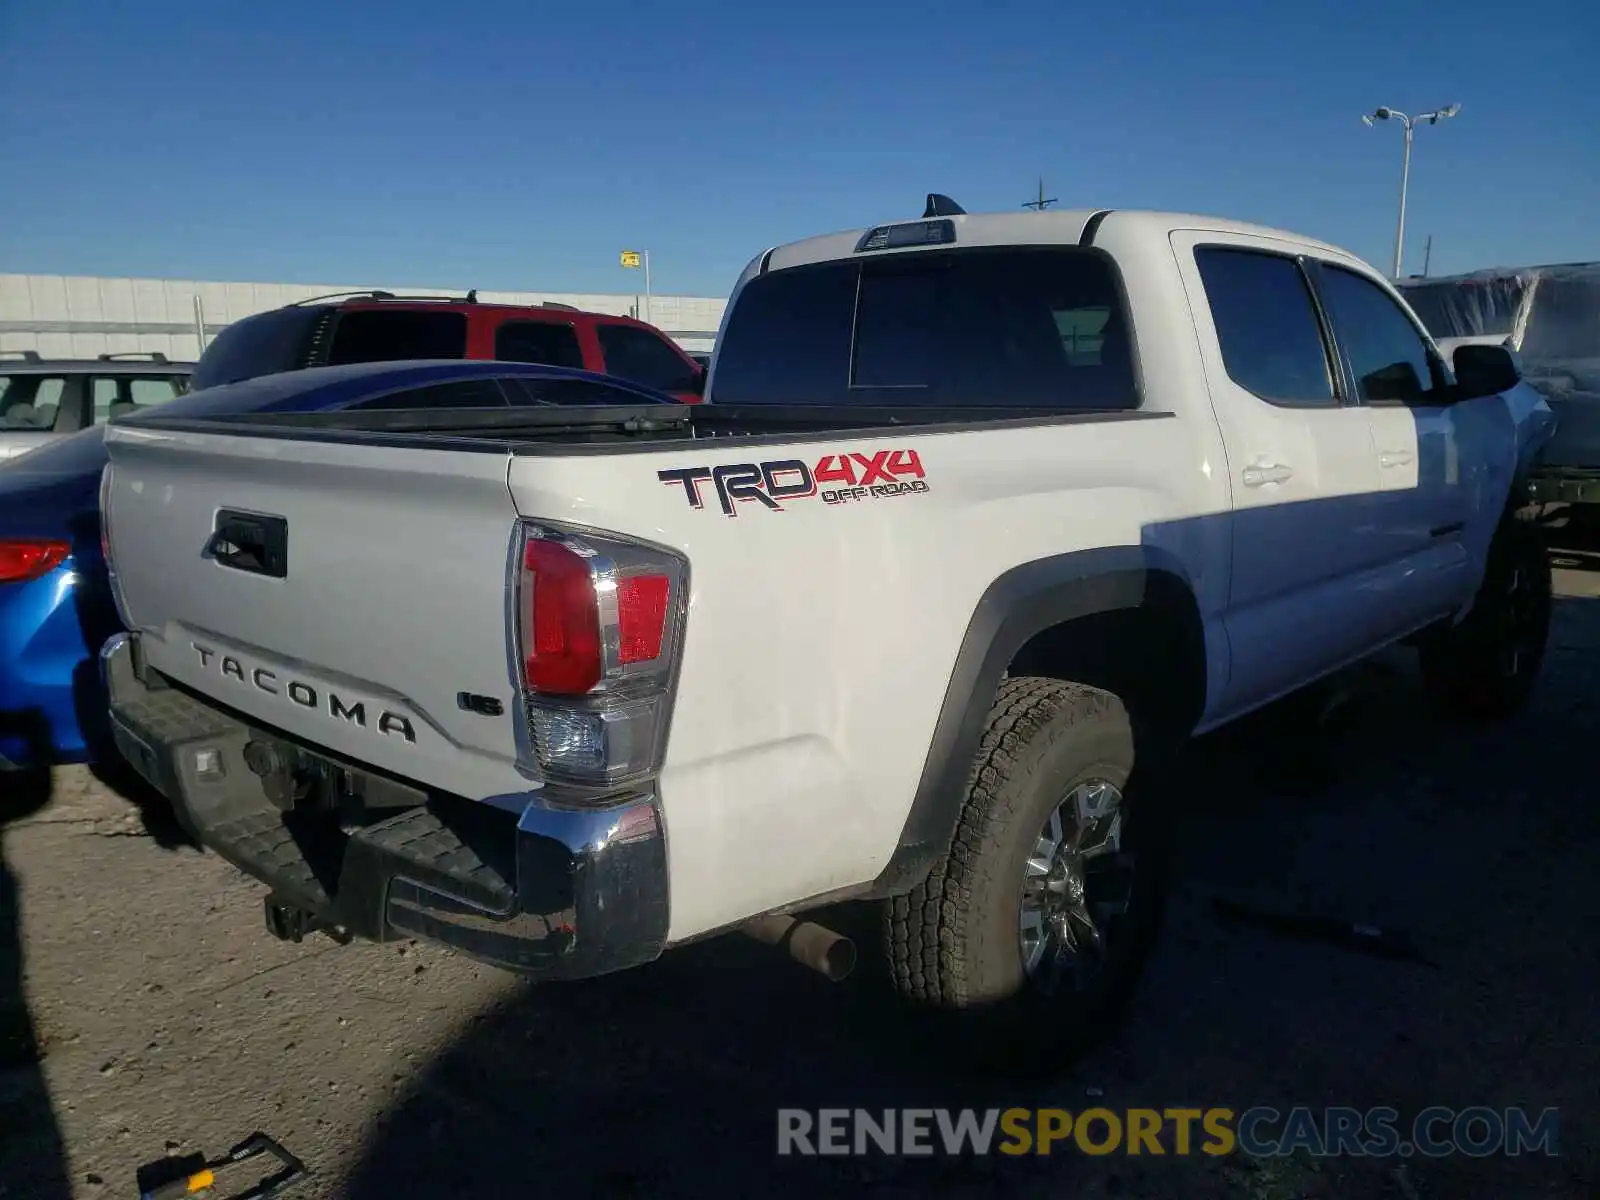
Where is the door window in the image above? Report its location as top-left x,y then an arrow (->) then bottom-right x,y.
1194,247 -> 1337,407
0,376 -> 66,428
596,324 -> 701,393
1318,266 -> 1445,404
495,321 -> 585,369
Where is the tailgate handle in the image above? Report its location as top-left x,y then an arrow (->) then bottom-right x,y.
207,511 -> 288,579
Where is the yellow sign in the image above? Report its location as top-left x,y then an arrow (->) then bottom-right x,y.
619,250 -> 642,269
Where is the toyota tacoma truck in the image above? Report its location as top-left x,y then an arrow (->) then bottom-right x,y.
98,198 -> 1555,1071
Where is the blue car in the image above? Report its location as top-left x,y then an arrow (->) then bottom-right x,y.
0,359 -> 677,773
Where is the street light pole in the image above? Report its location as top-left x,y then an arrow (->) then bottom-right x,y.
1361,103 -> 1461,278
1394,121 -> 1413,281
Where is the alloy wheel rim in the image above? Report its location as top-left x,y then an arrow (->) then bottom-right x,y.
1018,778 -> 1134,993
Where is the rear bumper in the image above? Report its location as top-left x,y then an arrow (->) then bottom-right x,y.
101,632 -> 669,980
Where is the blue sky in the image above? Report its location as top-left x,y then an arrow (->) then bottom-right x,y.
2,0 -> 1595,297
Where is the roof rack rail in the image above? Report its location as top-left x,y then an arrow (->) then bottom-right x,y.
0,349 -> 42,362
291,290 -> 485,308
98,351 -> 170,363
540,301 -> 581,312
291,290 -> 399,306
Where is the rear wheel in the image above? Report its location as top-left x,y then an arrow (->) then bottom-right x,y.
1418,518 -> 1552,720
883,678 -> 1170,1075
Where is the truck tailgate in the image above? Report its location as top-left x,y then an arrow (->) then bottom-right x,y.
102,425 -> 529,800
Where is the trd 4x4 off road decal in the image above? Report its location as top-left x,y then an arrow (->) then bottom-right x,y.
659,450 -> 929,516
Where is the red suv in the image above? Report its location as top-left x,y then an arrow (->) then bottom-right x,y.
187,291 -> 707,402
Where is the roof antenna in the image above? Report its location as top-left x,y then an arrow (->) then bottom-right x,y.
1023,178 -> 1058,211
923,193 -> 966,218
465,289 -> 479,303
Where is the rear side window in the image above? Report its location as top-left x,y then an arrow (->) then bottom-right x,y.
496,321 -> 585,369
1318,265 -> 1444,404
91,375 -> 185,423
346,378 -> 506,410
503,376 -> 667,406
1194,248 -> 1336,407
189,306 -> 322,391
0,375 -> 67,428
326,311 -> 468,366
711,248 -> 1138,409
596,324 -> 701,394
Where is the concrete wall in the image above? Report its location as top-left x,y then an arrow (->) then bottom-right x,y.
0,274 -> 728,362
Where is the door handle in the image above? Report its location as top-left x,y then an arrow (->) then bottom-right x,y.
1379,451 -> 1415,468
1241,463 -> 1294,488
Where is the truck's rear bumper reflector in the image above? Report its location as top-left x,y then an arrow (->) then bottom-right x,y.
101,632 -> 669,980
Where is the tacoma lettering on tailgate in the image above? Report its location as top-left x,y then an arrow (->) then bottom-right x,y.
190,642 -> 417,743
658,450 -> 929,516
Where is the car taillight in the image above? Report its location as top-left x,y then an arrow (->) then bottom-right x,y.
514,523 -> 687,791
0,540 -> 71,585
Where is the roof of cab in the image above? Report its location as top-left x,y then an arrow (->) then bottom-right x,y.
761,208 -> 1360,274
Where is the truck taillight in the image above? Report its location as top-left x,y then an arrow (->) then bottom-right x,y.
514,523 -> 687,791
98,462 -> 133,627
0,540 -> 70,585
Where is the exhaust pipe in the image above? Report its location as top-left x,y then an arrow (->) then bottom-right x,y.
742,914 -> 857,982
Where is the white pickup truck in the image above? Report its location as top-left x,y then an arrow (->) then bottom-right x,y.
99,199 -> 1555,1071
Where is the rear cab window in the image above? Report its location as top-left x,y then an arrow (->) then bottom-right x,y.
710,247 -> 1139,409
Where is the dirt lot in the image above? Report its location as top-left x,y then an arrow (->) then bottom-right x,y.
3,571 -> 1597,1200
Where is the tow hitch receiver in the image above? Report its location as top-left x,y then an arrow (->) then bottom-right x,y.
262,895 -> 351,946
137,1131 -> 307,1199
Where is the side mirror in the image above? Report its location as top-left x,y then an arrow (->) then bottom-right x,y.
1452,343 -> 1522,401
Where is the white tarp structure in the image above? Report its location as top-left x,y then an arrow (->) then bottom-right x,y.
1399,264 -> 1600,469
0,274 -> 728,362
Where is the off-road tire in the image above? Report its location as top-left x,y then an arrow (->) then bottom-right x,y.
883,677 -> 1170,1076
1418,517 -> 1552,720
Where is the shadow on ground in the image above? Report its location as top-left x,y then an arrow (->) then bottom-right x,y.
340,594 -> 1598,1200
0,759 -> 70,1200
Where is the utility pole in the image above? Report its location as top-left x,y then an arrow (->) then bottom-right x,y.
1023,178 -> 1058,211
1422,235 -> 1433,278
1361,104 -> 1461,278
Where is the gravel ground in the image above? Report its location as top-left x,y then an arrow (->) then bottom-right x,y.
3,570 -> 1597,1200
